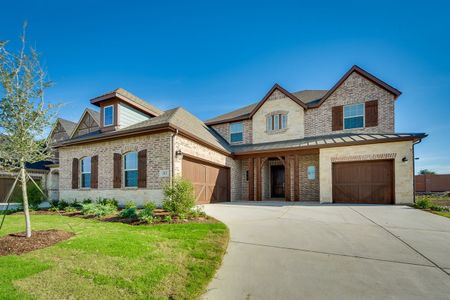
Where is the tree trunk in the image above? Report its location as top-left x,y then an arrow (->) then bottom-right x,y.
20,165 -> 32,238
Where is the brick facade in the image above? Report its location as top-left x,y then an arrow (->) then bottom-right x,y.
305,72 -> 395,137
59,132 -> 171,206
212,119 -> 252,144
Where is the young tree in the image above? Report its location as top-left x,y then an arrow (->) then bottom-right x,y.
0,24 -> 56,237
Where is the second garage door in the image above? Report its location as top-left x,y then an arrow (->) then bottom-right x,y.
332,160 -> 394,204
182,157 -> 230,204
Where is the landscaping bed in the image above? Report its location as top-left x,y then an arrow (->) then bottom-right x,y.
414,194 -> 450,218
0,229 -> 74,256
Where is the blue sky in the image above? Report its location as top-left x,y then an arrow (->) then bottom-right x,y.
1,0 -> 449,173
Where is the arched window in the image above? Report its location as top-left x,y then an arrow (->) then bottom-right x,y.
123,152 -> 138,187
80,157 -> 91,188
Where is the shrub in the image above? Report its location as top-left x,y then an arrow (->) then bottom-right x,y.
64,206 -> 77,213
97,198 -> 118,208
416,197 -> 432,209
162,178 -> 195,215
81,203 -> 117,217
70,200 -> 83,210
163,215 -> 172,222
82,198 -> 93,204
190,207 -> 207,218
119,202 -> 138,219
138,202 -> 156,222
58,200 -> 70,210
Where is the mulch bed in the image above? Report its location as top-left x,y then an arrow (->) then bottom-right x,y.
14,209 -> 214,226
0,229 -> 74,256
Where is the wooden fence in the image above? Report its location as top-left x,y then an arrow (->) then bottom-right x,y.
415,174 -> 450,192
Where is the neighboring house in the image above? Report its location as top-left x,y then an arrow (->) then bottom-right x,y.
51,65 -> 426,206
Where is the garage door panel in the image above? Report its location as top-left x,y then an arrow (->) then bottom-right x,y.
182,157 -> 230,204
333,160 -> 394,204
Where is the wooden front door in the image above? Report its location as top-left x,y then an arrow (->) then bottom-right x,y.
332,160 -> 394,204
271,165 -> 285,198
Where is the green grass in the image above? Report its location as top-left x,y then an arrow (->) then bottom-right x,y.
0,215 -> 229,299
432,211 -> 450,218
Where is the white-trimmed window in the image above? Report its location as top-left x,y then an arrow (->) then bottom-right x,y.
80,157 -> 91,188
343,103 -> 364,129
104,105 -> 114,126
266,113 -> 287,132
123,152 -> 138,187
230,122 -> 243,143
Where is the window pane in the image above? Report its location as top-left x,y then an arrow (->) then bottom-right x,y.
125,170 -> 138,187
281,115 -> 287,129
104,106 -> 113,126
344,103 -> 364,117
274,115 -> 279,130
266,117 -> 271,131
230,122 -> 243,133
344,116 -> 364,129
307,166 -> 316,180
231,132 -> 243,143
124,152 -> 138,170
82,174 -> 91,188
81,158 -> 91,173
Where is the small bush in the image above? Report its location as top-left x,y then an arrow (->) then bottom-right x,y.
119,202 -> 138,219
416,197 -> 432,209
163,215 -> 172,222
81,203 -> 117,217
82,198 -> 93,204
162,178 -> 195,215
48,206 -> 59,212
64,206 -> 77,213
190,207 -> 206,218
138,202 -> 156,222
50,200 -> 59,208
58,200 -> 70,210
70,200 -> 83,210
97,198 -> 118,208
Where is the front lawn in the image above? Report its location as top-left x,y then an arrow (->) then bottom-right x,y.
415,194 -> 450,219
0,214 -> 228,299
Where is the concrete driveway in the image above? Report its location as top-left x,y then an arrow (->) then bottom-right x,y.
201,202 -> 450,300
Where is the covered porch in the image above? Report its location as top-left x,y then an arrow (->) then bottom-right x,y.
237,149 -> 320,202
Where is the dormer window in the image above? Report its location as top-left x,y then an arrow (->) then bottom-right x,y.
266,112 -> 287,132
104,105 -> 114,126
230,122 -> 243,143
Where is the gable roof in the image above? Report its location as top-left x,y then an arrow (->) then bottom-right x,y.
90,88 -> 163,117
69,108 -> 101,139
58,107 -> 231,155
308,65 -> 402,108
57,118 -> 77,135
205,88 -> 328,125
205,65 -> 401,125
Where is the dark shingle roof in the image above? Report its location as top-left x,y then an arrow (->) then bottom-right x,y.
58,118 -> 77,135
60,107 -> 231,153
205,89 -> 328,125
91,88 -> 163,116
231,133 -> 426,154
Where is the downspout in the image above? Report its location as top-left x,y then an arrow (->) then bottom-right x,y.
170,129 -> 179,186
412,138 -> 423,204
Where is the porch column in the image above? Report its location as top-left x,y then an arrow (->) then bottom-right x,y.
294,155 -> 300,201
255,157 -> 262,201
285,155 -> 294,201
248,158 -> 254,201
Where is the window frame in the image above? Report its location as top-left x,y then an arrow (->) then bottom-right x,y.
266,113 -> 288,132
103,105 -> 114,127
123,151 -> 138,188
343,103 -> 365,130
230,122 -> 244,143
80,157 -> 91,189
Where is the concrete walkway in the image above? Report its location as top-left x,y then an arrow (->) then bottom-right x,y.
202,202 -> 450,300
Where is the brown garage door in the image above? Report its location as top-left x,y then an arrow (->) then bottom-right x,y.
182,157 -> 230,204
332,160 -> 394,204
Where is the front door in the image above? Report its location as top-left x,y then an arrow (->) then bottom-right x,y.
271,165 -> 285,198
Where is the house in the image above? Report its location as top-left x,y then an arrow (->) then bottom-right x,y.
51,65 -> 426,206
